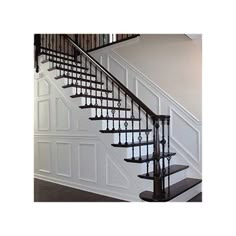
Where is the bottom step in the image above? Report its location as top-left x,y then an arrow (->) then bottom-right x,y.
139,178 -> 202,202
188,192 -> 202,202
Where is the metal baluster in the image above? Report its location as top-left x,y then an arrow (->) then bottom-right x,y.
124,94 -> 128,144
146,113 -> 149,176
48,34 -> 51,61
85,57 -> 88,105
59,35 -> 62,76
118,87 -> 121,144
100,71 -> 103,117
112,81 -> 115,130
55,34 -> 58,66
63,35 -> 66,77
138,106 -> 142,160
131,99 -> 134,159
106,76 -> 109,130
89,61 -> 92,105
95,66 -> 98,117
167,117 -> 171,194
66,38 -> 70,85
79,48 -> 82,92
51,34 -> 54,68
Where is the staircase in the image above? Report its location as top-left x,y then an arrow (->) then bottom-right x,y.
34,34 -> 202,202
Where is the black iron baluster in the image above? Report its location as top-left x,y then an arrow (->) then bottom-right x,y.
167,117 -> 171,194
55,34 -> 58,66
161,118 -> 166,192
100,71 -> 103,117
112,81 -> 115,130
138,106 -> 142,160
59,35 -> 62,76
85,57 -> 88,105
89,61 -> 92,105
118,87 -> 121,144
106,76 -> 109,130
51,34 -> 54,68
45,34 -> 47,60
79,48 -> 82,92
95,66 -> 98,117
66,37 -> 70,85
63,35 -> 66,77
131,99 -> 134,159
124,94 -> 128,144
146,113 -> 149,176
48,34 -> 51,62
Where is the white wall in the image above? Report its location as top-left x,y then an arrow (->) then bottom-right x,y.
113,34 -> 202,121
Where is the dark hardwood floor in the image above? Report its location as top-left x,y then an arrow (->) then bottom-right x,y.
34,178 -> 125,202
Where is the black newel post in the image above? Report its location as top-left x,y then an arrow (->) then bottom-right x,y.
34,34 -> 41,73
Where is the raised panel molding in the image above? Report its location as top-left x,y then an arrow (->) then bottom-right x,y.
78,143 -> 97,183
169,106 -> 200,163
38,79 -> 50,97
37,99 -> 50,131
108,55 -> 128,87
135,78 -> 160,114
105,155 -> 129,189
55,97 -> 71,131
38,142 -> 51,173
56,142 -> 72,177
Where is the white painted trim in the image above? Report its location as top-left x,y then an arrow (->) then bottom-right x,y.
55,142 -> 72,178
55,97 -> 71,131
78,142 -> 98,183
169,106 -> 201,164
34,174 -> 140,202
105,155 -> 129,189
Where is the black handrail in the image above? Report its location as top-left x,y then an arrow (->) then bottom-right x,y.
64,34 -> 162,120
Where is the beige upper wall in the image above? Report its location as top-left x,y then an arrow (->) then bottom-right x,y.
114,34 -> 202,121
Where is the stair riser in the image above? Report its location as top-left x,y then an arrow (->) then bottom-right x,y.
139,165 -> 188,188
169,183 -> 202,202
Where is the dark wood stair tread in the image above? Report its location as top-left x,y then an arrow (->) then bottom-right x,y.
112,141 -> 154,147
138,165 -> 189,180
100,129 -> 152,133
188,192 -> 202,202
55,75 -> 104,85
139,178 -> 202,202
71,94 -> 121,101
62,84 -> 112,93
80,105 -> 130,111
124,152 -> 176,163
89,117 -> 141,121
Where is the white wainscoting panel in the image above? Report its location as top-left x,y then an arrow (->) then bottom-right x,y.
55,97 -> 70,131
105,155 -> 129,189
56,142 -> 72,177
78,143 -> 97,183
38,79 -> 50,97
170,107 -> 200,163
108,55 -> 128,87
38,141 -> 51,173
37,99 -> 50,131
